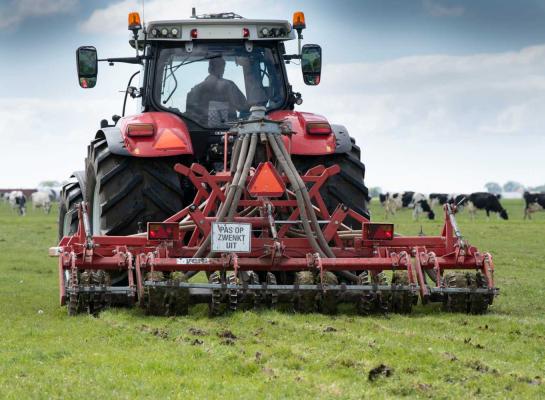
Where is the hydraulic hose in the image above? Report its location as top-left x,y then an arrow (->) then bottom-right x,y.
272,134 -> 335,258
191,135 -> 250,260
227,134 -> 258,220
217,134 -> 250,219
267,133 -> 326,258
230,136 -> 242,174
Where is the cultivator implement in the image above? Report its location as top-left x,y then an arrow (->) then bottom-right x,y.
52,108 -> 498,316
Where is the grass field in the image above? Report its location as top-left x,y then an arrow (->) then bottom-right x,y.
0,199 -> 544,399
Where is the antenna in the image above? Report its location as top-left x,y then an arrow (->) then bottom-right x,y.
141,0 -> 146,26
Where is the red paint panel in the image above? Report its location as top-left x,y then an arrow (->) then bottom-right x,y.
268,110 -> 336,155
118,112 -> 193,157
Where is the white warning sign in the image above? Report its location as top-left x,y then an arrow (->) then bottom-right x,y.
211,222 -> 251,253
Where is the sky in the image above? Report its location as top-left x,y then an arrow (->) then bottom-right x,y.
0,0 -> 544,193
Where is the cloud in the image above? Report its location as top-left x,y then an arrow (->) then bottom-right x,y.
297,44 -> 545,139
0,0 -> 78,29
81,0 -> 285,35
422,0 -> 464,17
288,44 -> 545,191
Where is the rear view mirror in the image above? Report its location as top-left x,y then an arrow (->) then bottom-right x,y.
76,46 -> 98,89
301,44 -> 321,85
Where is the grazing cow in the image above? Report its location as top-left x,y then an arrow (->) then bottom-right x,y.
429,193 -> 453,207
380,192 -> 435,220
466,192 -> 508,220
8,191 -> 26,216
16,194 -> 27,216
8,191 -> 22,209
31,191 -> 52,214
523,191 -> 545,219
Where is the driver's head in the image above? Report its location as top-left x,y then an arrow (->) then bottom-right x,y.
209,57 -> 226,78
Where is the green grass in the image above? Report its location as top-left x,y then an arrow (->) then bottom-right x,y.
0,199 -> 544,399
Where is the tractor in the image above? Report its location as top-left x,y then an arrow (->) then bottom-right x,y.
52,10 -> 497,316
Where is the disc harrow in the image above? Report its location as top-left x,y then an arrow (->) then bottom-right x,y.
51,108 -> 498,316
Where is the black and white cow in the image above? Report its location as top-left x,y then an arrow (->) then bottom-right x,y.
9,191 -> 27,216
380,192 -> 435,220
429,193 -> 454,207
464,192 -> 508,220
523,191 -> 545,219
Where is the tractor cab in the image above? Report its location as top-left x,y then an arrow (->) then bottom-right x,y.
76,10 -> 322,131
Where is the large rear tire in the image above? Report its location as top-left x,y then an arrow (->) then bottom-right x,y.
85,137 -> 184,235
293,139 -> 370,222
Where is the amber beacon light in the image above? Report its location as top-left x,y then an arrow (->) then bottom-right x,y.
128,12 -> 142,30
292,11 -> 306,30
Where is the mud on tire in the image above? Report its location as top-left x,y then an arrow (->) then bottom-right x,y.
294,271 -> 316,313
316,271 -> 339,315
443,272 -> 469,313
467,272 -> 491,314
390,271 -> 416,314
443,271 -> 491,314
357,271 -> 389,315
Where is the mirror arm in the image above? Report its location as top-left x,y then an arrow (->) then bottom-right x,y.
98,55 -> 150,65
283,54 -> 301,61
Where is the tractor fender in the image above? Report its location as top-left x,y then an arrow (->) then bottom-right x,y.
268,110 -> 336,155
69,170 -> 87,200
117,112 -> 193,157
96,112 -> 194,158
331,124 -> 352,154
97,127 -> 131,157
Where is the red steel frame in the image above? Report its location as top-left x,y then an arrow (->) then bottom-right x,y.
55,161 -> 496,306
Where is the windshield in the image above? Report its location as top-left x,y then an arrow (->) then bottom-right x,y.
154,42 -> 287,129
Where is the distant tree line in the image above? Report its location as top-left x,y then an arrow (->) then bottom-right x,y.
484,181 -> 545,194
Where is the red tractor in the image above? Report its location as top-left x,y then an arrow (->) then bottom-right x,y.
53,10 -> 497,316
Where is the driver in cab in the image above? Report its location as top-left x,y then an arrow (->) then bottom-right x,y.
186,57 -> 249,126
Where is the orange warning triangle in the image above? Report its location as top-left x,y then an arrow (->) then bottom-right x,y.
154,129 -> 187,150
247,162 -> 286,197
